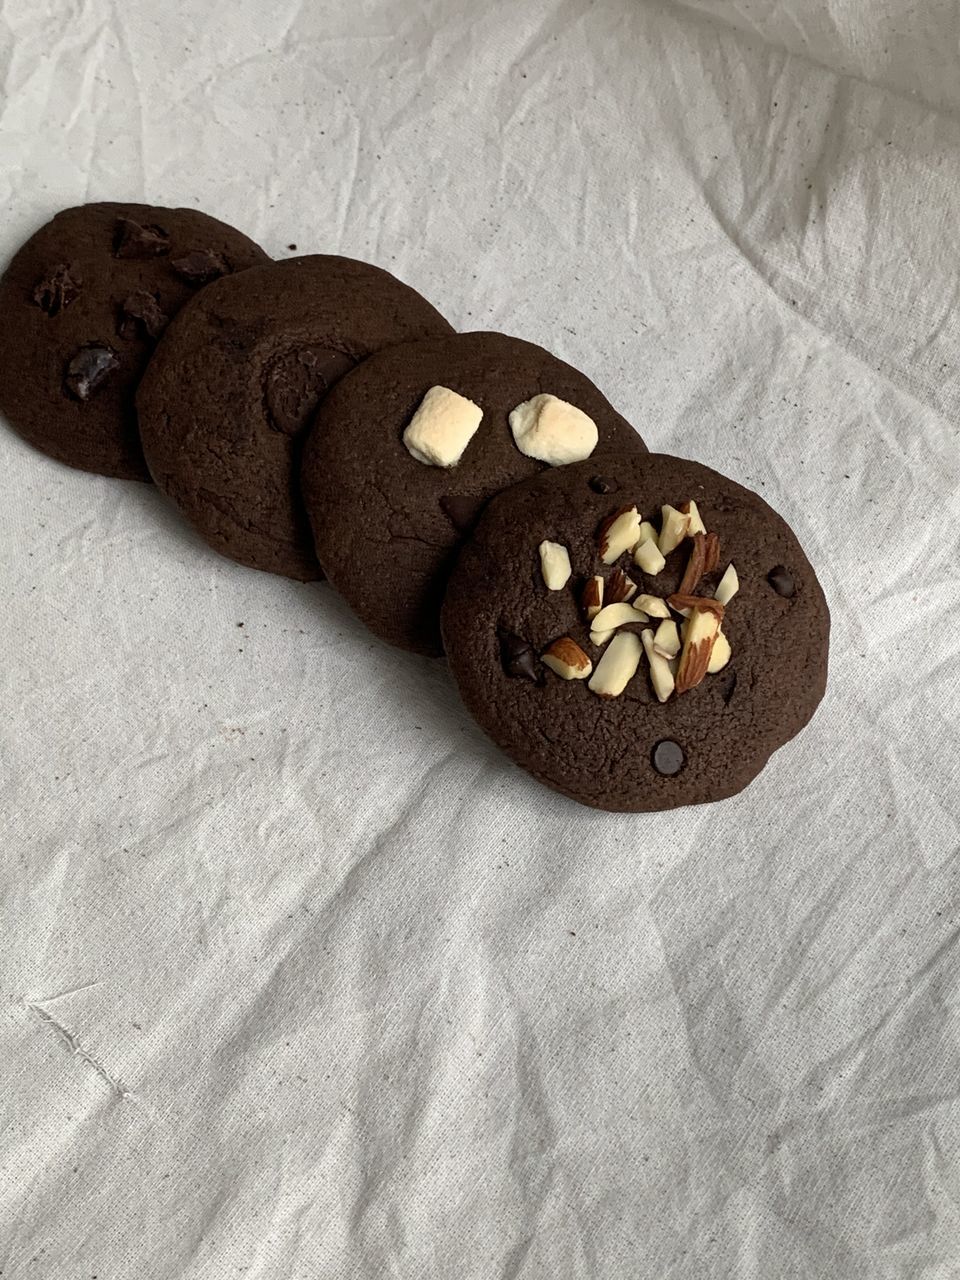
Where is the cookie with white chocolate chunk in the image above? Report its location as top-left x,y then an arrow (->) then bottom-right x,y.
300,331 -> 645,654
441,453 -> 829,811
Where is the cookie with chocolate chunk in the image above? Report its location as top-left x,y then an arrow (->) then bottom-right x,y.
0,203 -> 269,479
137,256 -> 453,581
300,331 -> 646,654
441,453 -> 829,811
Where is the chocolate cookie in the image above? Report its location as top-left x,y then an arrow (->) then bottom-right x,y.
300,331 -> 646,654
441,453 -> 829,811
0,203 -> 269,480
137,256 -> 453,580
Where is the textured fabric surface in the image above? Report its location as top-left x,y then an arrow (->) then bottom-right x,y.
2,1 -> 959,1277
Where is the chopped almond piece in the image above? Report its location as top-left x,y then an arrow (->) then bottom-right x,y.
707,629 -> 731,674
652,618 -> 680,659
658,505 -> 690,555
542,637 -> 593,680
703,531 -> 720,573
588,630 -> 642,698
597,506 -> 640,564
680,499 -> 706,536
634,538 -> 666,575
715,563 -> 739,606
668,593 -> 725,619
676,532 -> 707,597
634,594 -> 671,618
605,567 -> 637,603
675,608 -> 721,694
592,602 -> 641,632
641,628 -> 676,702
539,540 -> 572,590
581,575 -> 604,621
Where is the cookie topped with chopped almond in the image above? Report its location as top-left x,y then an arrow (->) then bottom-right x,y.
441,453 -> 829,811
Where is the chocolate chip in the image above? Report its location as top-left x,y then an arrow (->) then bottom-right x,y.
117,291 -> 168,341
113,218 -> 170,259
651,739 -> 684,776
264,344 -> 355,435
287,243 -> 297,250
32,263 -> 81,315
439,494 -> 483,532
589,475 -> 617,494
767,565 -> 795,598
64,345 -> 120,401
170,248 -> 229,285
720,670 -> 737,705
499,630 -> 543,684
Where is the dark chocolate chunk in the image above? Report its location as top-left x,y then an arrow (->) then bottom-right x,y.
32,264 -> 81,316
768,565 -> 795,598
117,291 -> 168,341
263,344 -> 355,436
439,494 -> 484,532
589,475 -> 617,494
651,739 -> 685,776
64,345 -> 120,401
170,248 -> 229,285
499,630 -> 542,684
113,218 -> 170,259
719,670 -> 737,705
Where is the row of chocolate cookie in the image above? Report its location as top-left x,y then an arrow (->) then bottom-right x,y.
0,202 -> 829,810
0,203 -> 646,649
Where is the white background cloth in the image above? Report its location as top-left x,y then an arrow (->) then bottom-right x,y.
3,2 -> 960,1276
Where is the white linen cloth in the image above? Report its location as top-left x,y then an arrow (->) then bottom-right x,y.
2,1 -> 959,1275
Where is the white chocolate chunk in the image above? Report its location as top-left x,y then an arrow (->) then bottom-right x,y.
715,563 -> 740,606
682,499 -> 707,536
633,538 -> 666,575
598,506 -> 641,564
402,385 -> 483,467
539,540 -> 572,590
658,505 -> 690,554
641,628 -> 676,703
542,637 -> 592,680
588,630 -> 642,698
592,602 -> 641,632
509,394 -> 598,465
652,618 -> 681,659
634,593 -> 671,618
708,629 -> 731,673
637,520 -> 658,546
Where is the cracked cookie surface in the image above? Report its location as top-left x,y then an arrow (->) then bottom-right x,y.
441,453 -> 829,811
0,203 -> 269,480
137,255 -> 453,580
300,331 -> 646,652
